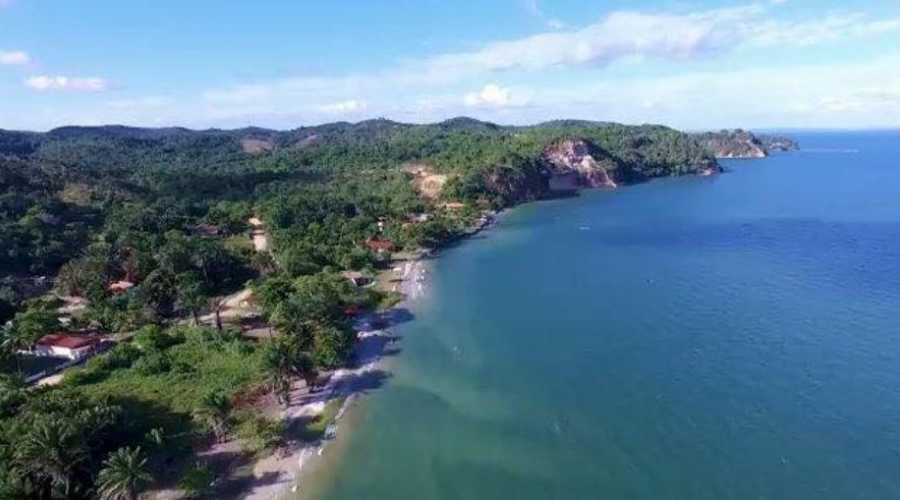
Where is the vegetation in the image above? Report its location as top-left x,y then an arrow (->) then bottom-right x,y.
96,447 -> 153,500
0,117 -> 716,496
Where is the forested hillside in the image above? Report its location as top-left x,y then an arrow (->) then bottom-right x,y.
0,117 -> 715,497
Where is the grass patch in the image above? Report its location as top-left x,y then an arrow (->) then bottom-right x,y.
66,327 -> 266,437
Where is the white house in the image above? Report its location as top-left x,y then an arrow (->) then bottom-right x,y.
33,334 -> 100,360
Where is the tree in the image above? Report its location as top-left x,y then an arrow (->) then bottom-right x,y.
0,373 -> 27,417
176,272 -> 207,326
12,419 -> 88,499
192,391 -> 231,442
97,446 -> 153,500
1,308 -> 59,372
263,336 -> 318,407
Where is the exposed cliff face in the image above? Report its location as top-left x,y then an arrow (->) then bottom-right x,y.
694,130 -> 767,159
540,139 -> 620,190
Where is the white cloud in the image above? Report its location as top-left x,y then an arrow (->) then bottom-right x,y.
25,75 -> 110,92
318,99 -> 367,114
426,6 -> 757,75
526,54 -> 900,129
200,4 -> 900,117
746,13 -> 900,47
464,83 -> 529,108
0,50 -> 29,65
423,6 -> 900,77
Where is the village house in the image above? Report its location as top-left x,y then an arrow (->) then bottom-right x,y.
33,334 -> 101,361
365,238 -> 395,254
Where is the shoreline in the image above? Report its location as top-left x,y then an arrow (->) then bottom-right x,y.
240,256 -> 431,500
239,210 -> 498,499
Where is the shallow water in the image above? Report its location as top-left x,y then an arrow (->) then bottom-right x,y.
307,131 -> 900,500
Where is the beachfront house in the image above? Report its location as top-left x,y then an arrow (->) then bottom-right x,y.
33,334 -> 101,361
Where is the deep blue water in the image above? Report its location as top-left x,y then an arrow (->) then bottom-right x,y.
308,131 -> 900,500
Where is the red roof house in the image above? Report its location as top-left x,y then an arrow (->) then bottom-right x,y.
34,334 -> 101,360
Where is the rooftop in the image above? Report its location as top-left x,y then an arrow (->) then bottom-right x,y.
36,334 -> 100,349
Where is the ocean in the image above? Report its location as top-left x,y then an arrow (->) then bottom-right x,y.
304,131 -> 900,500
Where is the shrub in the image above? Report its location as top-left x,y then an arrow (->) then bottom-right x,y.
134,325 -> 182,351
133,352 -> 171,375
178,462 -> 214,499
103,343 -> 144,370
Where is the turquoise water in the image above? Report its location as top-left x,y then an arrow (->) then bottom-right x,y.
310,132 -> 900,500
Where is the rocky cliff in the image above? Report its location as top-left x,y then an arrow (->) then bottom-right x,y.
540,139 -> 621,191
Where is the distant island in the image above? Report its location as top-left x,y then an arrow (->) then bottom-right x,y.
0,117 -> 781,498
694,129 -> 799,159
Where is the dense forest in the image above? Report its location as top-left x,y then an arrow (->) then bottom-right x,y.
0,117 -> 716,498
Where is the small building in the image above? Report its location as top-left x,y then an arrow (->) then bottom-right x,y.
34,334 -> 101,360
442,202 -> 466,210
341,271 -> 372,287
365,238 -> 395,254
108,280 -> 135,294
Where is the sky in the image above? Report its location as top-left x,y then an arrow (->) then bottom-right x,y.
2,0 -> 900,131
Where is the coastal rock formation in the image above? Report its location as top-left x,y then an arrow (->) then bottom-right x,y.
694,130 -> 799,159
540,139 -> 620,190
759,134 -> 799,152
694,129 -> 767,159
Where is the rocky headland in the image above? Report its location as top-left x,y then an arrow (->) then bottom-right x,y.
694,129 -> 798,159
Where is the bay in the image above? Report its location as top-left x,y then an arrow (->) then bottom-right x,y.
307,131 -> 900,500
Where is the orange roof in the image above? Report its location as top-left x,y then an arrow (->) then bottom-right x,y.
108,280 -> 135,292
36,334 -> 100,349
365,238 -> 395,251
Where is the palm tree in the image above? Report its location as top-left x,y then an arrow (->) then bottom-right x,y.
0,325 -> 31,373
12,419 -> 88,499
192,391 -> 231,442
263,338 -> 294,407
0,373 -> 28,416
97,446 -> 153,500
263,337 -> 319,406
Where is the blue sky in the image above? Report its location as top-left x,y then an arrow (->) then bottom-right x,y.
2,0 -> 900,131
